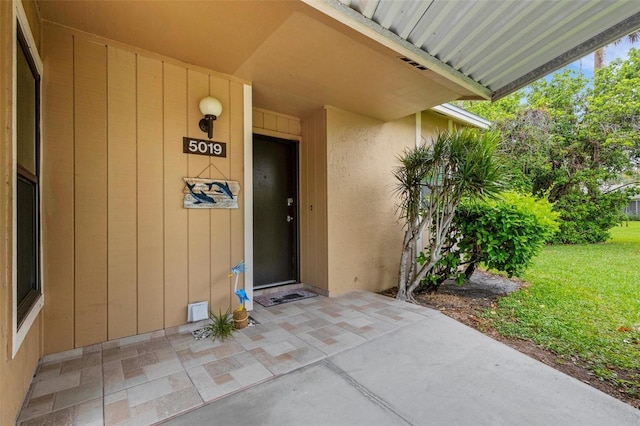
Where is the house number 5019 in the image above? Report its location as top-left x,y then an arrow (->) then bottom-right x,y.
182,137 -> 227,158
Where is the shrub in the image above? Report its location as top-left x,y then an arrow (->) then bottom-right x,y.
423,192 -> 558,290
552,190 -> 630,244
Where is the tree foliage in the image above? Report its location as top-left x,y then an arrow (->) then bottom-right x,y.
461,49 -> 640,243
394,129 -> 505,302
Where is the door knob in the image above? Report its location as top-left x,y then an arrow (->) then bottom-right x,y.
287,215 -> 294,223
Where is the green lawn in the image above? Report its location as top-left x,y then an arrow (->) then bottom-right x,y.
487,221 -> 640,394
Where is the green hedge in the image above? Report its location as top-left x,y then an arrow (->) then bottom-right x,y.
455,192 -> 559,277
421,192 -> 558,291
552,191 -> 631,244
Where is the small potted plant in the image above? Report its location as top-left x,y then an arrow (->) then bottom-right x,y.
204,309 -> 234,341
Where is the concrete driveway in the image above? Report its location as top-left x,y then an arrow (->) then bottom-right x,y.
165,296 -> 640,426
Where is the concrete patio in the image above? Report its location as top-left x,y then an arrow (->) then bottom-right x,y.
16,291 -> 640,425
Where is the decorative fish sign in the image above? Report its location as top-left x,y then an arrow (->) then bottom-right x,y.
209,181 -> 234,199
186,182 -> 216,205
183,178 -> 240,209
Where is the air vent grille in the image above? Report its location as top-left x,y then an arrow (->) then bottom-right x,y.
399,57 -> 428,71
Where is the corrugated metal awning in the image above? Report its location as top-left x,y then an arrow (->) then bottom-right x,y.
307,0 -> 640,100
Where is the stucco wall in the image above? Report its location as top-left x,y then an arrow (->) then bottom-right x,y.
0,1 -> 43,422
41,22 -> 247,353
325,107 -> 415,294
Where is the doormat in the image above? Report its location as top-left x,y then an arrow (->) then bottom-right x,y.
254,289 -> 318,307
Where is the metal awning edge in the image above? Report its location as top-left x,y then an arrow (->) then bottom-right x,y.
492,11 -> 640,100
302,0 -> 493,100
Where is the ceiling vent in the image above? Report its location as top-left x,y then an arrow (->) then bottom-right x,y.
399,57 -> 428,71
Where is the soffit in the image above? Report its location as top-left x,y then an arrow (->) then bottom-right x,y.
318,0 -> 640,100
38,0 -> 482,121
36,1 -> 640,120
36,0 -> 474,121
36,0 -> 301,76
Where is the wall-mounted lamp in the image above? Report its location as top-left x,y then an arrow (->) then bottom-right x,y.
198,96 -> 223,139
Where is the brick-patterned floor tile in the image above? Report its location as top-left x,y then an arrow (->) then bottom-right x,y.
17,291 -> 415,425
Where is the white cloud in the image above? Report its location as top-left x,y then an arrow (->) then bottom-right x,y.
605,38 -> 634,64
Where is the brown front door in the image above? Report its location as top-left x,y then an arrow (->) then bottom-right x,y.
253,134 -> 299,288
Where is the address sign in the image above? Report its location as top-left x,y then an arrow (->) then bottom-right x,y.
183,137 -> 227,158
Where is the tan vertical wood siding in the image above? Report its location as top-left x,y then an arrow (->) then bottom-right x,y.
74,37 -> 108,347
41,24 -> 246,351
187,70 -> 211,306
42,24 -> 75,353
162,62 -> 189,328
136,55 -> 164,333
253,108 -> 301,137
209,76 -> 232,312
107,47 -> 138,340
300,109 -> 328,292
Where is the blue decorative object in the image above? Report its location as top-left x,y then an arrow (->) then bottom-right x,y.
230,260 -> 246,276
235,288 -> 250,305
229,260 -> 249,308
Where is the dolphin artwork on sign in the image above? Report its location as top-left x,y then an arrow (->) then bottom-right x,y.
186,182 -> 216,205
208,181 -> 234,199
183,178 -> 240,209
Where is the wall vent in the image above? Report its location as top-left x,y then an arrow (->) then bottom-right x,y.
399,57 -> 428,71
187,301 -> 209,322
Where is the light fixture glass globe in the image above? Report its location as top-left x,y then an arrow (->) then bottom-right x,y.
199,96 -> 223,117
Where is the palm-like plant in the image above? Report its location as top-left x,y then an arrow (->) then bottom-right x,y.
594,30 -> 639,70
205,309 -> 235,341
394,128 -> 505,302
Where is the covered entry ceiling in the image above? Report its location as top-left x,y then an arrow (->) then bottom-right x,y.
36,0 -> 640,121
321,0 -> 640,100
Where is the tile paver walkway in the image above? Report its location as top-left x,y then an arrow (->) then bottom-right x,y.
17,291 -> 434,425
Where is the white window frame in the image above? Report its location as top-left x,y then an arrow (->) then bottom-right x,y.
12,0 -> 44,359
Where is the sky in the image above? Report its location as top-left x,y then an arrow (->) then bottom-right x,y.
561,37 -> 636,79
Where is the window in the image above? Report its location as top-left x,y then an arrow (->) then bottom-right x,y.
15,23 -> 41,329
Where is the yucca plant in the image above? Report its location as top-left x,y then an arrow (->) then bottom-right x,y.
394,128 -> 506,302
204,309 -> 235,341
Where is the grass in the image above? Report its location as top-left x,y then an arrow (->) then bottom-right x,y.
486,222 -> 640,394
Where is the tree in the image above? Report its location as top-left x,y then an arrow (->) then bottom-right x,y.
594,30 -> 639,70
394,129 -> 505,302
586,48 -> 640,173
462,49 -> 640,243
